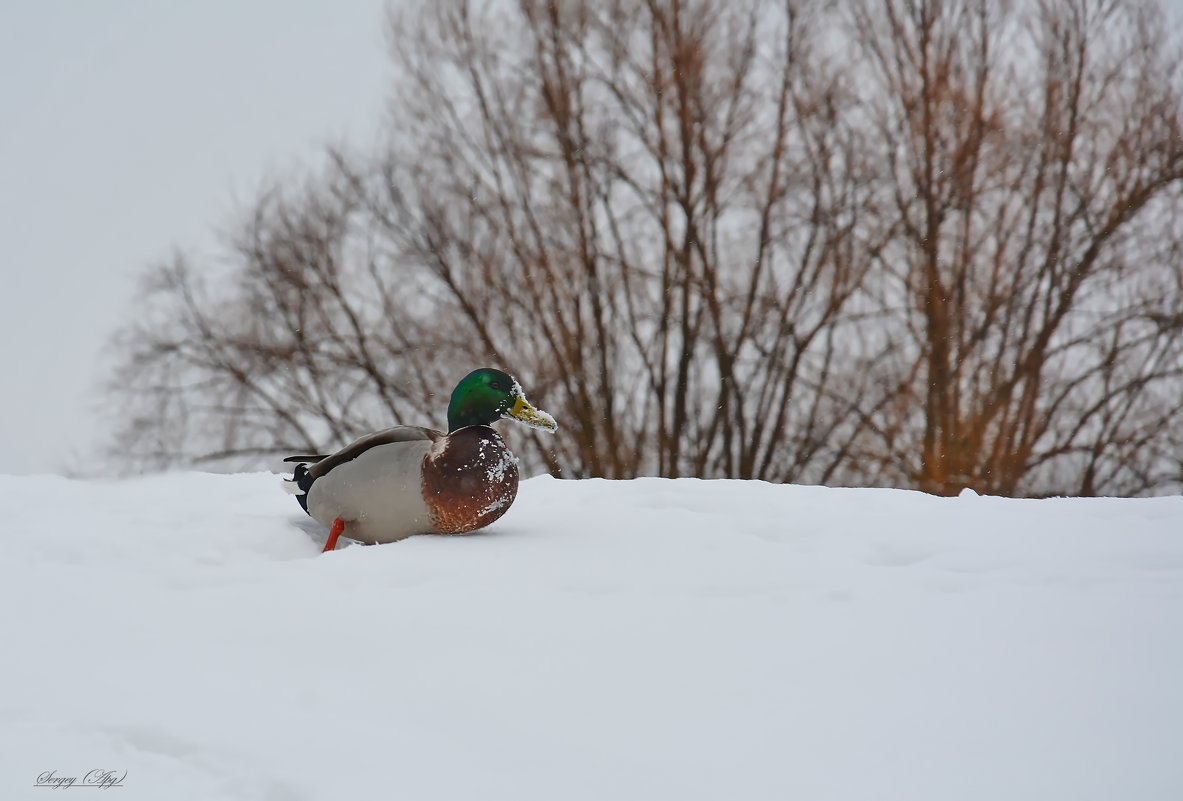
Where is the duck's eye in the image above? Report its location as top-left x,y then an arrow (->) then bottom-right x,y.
490,381 -> 504,391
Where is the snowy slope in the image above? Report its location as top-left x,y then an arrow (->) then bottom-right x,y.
1,473 -> 1180,801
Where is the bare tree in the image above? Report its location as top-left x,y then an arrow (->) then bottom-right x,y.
109,0 -> 878,482
107,170 -> 450,469
365,0 -> 883,479
847,0 -> 1183,495
106,0 -> 1183,496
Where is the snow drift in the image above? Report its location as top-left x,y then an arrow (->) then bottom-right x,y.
1,472 -> 1180,800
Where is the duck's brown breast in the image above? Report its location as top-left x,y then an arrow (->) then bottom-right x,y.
420,426 -> 520,534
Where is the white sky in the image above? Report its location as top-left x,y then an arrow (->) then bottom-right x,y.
0,1 -> 389,474
1,1 -> 1181,476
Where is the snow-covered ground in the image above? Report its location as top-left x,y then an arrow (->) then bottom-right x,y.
1,472 -> 1180,800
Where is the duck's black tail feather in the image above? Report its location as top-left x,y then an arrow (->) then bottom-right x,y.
281,460 -> 321,515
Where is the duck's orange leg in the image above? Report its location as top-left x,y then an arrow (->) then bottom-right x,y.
323,518 -> 346,553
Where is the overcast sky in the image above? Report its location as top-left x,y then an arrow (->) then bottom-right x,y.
0,1 -> 388,474
2,1 -> 1182,476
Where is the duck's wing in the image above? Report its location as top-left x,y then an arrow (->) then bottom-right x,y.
302,426 -> 443,480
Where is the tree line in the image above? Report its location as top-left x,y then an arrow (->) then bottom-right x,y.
107,0 -> 1183,496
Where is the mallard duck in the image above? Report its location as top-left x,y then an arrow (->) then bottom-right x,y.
283,368 -> 557,552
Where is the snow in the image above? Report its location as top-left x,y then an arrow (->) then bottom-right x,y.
1,472 -> 1181,800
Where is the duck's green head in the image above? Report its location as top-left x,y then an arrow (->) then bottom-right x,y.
447,368 -> 558,433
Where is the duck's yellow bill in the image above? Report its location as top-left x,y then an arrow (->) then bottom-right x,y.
507,396 -> 558,432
